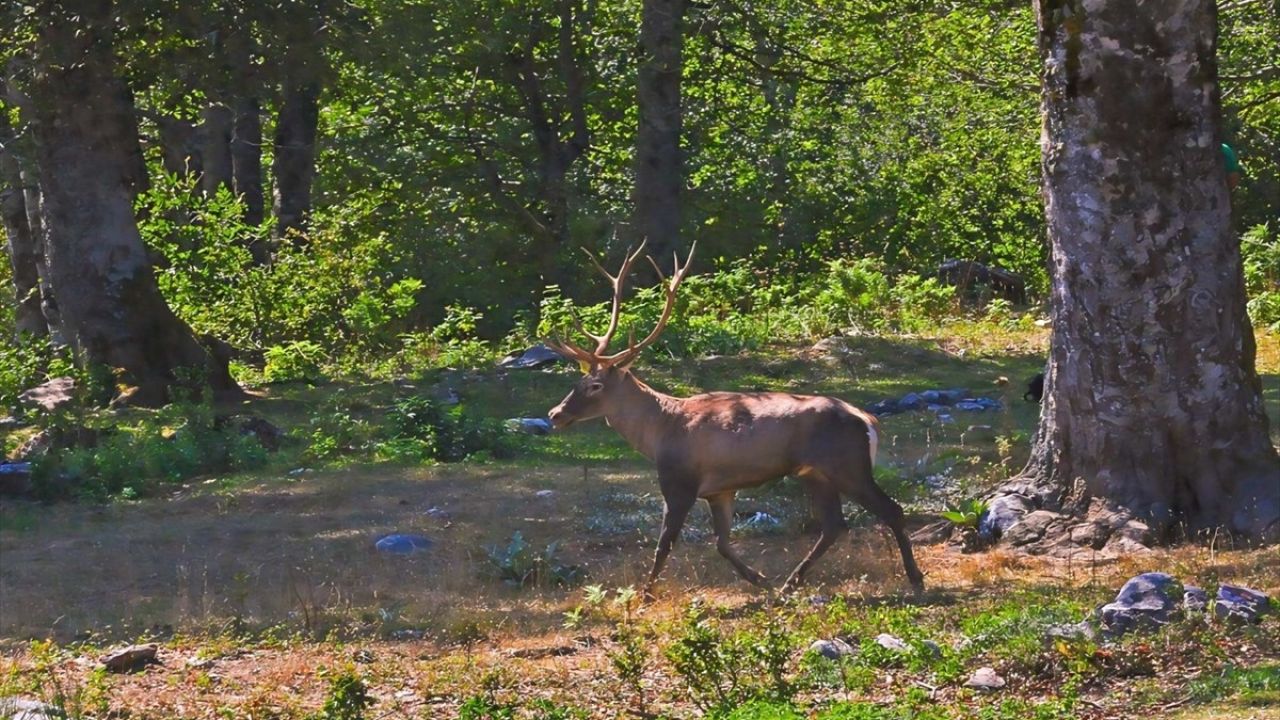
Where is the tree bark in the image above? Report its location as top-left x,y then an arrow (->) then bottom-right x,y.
227,24 -> 265,232
633,0 -> 684,268
27,0 -> 239,405
272,72 -> 320,239
996,0 -> 1279,550
0,112 -> 47,337
199,102 -> 234,197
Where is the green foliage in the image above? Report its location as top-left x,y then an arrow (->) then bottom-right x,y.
940,498 -> 990,529
310,670 -> 371,720
482,531 -> 586,589
382,396 -> 514,463
1189,663 -> 1280,706
0,335 -> 78,411
33,399 -> 269,501
1242,224 -> 1280,331
264,341 -> 328,384
664,603 -> 797,715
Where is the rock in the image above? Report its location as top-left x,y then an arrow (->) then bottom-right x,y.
920,640 -> 943,659
937,389 -> 969,405
899,393 -> 925,410
0,462 -> 33,497
808,638 -> 856,660
1098,573 -> 1178,636
423,506 -> 451,520
498,345 -> 565,370
875,633 -> 909,653
185,656 -> 216,670
215,415 -> 284,451
964,667 -> 1006,691
869,399 -> 900,416
1214,584 -> 1271,624
19,377 -> 76,412
0,416 -> 24,431
936,413 -> 955,424
735,511 -> 781,533
375,534 -> 433,555
507,417 -> 552,435
535,489 -> 556,499
102,643 -> 159,673
1183,586 -> 1209,613
352,648 -> 375,663
999,509 -> 1060,547
1044,620 -> 1097,644
954,401 -> 985,411
0,696 -> 61,720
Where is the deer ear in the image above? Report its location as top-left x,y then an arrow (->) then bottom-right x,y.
578,360 -> 592,375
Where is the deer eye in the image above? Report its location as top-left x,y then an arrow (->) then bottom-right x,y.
586,382 -> 604,394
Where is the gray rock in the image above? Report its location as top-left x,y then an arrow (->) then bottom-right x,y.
1183,586 -> 1209,613
1001,509 -> 1062,547
508,417 -> 552,435
1098,572 -> 1178,636
965,667 -> 1006,691
498,345 -> 564,370
1044,620 -> 1097,644
0,462 -> 33,497
1214,584 -> 1271,624
19,377 -> 76,412
102,643 -> 159,673
977,494 -> 1033,540
875,633 -> 909,653
374,534 -> 434,555
0,696 -> 61,720
808,638 -> 856,660
911,520 -> 954,545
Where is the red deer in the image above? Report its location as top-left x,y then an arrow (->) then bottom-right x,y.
546,243 -> 925,596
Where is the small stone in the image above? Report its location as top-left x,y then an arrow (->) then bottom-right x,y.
1214,584 -> 1271,624
185,656 -> 215,670
102,643 -> 159,673
808,638 -> 856,660
1098,572 -> 1178,636
375,534 -> 433,555
1183,586 -> 1209,613
352,648 -> 375,663
0,696 -> 60,720
875,633 -> 909,653
1001,509 -> 1063,547
1044,620 -> 1097,644
534,489 -> 556,499
19,377 -> 76,412
965,667 -> 1005,691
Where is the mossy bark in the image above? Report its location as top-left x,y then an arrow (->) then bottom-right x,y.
28,0 -> 240,405
1000,0 -> 1279,549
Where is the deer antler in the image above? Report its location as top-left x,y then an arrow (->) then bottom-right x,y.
597,241 -> 696,368
546,241 -> 696,370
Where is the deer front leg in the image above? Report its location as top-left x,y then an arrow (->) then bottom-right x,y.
644,486 -> 696,599
781,482 -> 848,593
707,492 -> 771,588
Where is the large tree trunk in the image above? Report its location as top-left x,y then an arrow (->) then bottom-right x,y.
993,0 -> 1279,551
227,24 -> 265,232
272,72 -> 320,239
633,0 -> 684,268
0,113 -> 47,337
28,0 -> 239,405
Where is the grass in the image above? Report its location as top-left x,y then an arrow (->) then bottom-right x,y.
0,324 -> 1278,718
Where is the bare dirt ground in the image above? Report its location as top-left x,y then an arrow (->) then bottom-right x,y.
2,460 -> 1278,719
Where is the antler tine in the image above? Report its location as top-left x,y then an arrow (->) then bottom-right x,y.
600,241 -> 696,368
583,240 -> 647,356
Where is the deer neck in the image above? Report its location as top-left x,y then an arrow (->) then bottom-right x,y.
603,371 -> 680,462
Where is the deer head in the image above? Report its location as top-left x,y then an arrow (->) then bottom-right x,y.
546,241 -> 695,430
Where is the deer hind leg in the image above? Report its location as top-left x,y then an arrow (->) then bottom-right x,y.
781,481 -> 848,593
644,486 -> 696,597
706,492 -> 771,587
852,481 -> 925,596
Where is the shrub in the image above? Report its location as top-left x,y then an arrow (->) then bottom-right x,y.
263,341 -> 327,384
664,603 -> 797,715
382,396 -> 514,462
310,670 -> 371,720
482,531 -> 586,588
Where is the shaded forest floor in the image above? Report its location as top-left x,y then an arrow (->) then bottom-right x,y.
1,324 -> 1278,719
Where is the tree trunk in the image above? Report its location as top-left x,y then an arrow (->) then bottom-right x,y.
199,102 -> 234,197
227,25 -> 265,232
633,0 -> 684,268
28,0 -> 239,405
0,113 -> 47,337
995,0 -> 1279,550
272,73 -> 320,239
156,115 -> 202,178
